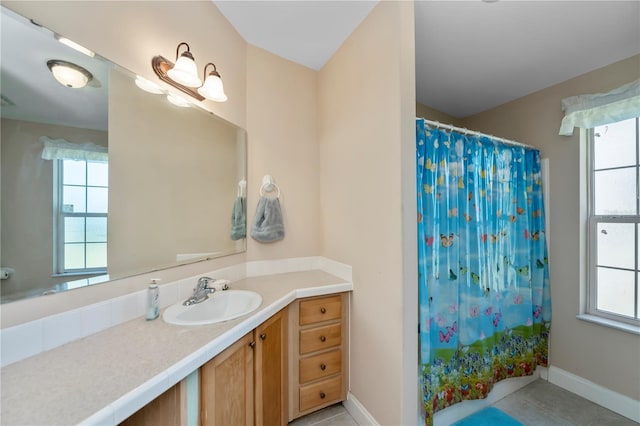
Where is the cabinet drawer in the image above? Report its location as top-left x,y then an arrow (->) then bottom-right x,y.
299,324 -> 341,355
299,350 -> 342,384
299,375 -> 342,412
299,295 -> 342,325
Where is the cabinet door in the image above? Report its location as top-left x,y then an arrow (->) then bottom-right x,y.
120,382 -> 183,426
200,332 -> 254,426
255,309 -> 287,426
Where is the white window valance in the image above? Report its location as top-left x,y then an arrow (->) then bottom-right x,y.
40,136 -> 108,162
559,79 -> 640,136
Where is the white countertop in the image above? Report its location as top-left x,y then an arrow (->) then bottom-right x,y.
0,270 -> 351,425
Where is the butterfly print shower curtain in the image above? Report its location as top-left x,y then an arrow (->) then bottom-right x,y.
416,119 -> 551,425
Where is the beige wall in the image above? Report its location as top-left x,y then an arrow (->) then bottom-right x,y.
1,118 -> 107,297
416,101 -> 463,127
461,54 -> 640,400
246,44 -> 320,260
318,2 -> 416,424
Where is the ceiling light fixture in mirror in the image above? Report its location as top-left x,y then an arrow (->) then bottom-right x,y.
46,59 -> 93,88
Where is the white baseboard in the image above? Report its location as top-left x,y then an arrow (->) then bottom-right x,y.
433,371 -> 540,426
548,365 -> 640,423
343,392 -> 380,426
539,365 -> 549,380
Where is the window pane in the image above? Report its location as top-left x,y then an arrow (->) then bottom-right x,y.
87,187 -> 108,213
62,160 -> 86,185
64,244 -> 85,270
597,267 -> 635,317
86,243 -> 107,268
86,217 -> 107,242
594,167 -> 637,215
597,222 -> 635,269
87,162 -> 108,187
594,118 -> 637,169
62,186 -> 86,213
64,217 -> 85,243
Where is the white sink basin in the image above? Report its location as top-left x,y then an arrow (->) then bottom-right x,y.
163,290 -> 262,326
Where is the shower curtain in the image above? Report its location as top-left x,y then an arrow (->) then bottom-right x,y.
416,119 -> 551,424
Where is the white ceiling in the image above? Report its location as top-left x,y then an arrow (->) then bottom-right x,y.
2,2 -> 637,128
415,1 -> 640,118
215,0 -> 640,119
214,1 -> 378,71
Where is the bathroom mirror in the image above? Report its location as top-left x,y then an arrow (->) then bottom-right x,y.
0,6 -> 247,303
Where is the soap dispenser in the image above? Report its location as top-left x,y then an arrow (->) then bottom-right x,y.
146,279 -> 160,320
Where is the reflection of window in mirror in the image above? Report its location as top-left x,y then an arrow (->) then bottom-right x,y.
53,158 -> 108,276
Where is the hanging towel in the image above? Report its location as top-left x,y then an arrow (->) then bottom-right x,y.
230,196 -> 246,240
251,196 -> 285,243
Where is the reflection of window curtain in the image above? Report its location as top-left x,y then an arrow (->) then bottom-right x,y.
559,79 -> 640,136
40,136 -> 108,162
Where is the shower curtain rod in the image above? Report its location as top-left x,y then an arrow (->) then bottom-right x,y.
418,117 -> 534,149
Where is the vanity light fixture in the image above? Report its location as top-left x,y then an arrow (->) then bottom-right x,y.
152,42 -> 227,103
55,36 -> 95,57
197,63 -> 227,102
46,60 -> 93,88
167,42 -> 202,88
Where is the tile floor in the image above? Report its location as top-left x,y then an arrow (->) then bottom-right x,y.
289,403 -> 358,426
288,379 -> 639,426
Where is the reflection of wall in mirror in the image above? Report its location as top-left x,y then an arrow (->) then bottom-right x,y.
108,68 -> 240,278
0,118 -> 108,298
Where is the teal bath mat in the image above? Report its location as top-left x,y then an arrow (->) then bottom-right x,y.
452,407 -> 523,426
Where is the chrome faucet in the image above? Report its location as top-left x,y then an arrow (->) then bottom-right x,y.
183,276 -> 217,306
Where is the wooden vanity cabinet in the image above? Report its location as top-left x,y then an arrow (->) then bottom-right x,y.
200,332 -> 255,426
200,309 -> 287,426
288,293 -> 348,421
120,294 -> 347,426
120,382 -> 184,426
254,309 -> 287,426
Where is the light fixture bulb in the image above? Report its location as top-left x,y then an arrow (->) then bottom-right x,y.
56,36 -> 95,57
198,73 -> 227,102
167,52 -> 202,88
135,76 -> 164,94
167,93 -> 191,107
47,60 -> 92,88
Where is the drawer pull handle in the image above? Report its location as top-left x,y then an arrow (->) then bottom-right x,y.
320,307 -> 327,314
320,335 -> 326,342
320,392 -> 326,399
249,341 -> 256,348
320,363 -> 327,371
260,333 -> 267,340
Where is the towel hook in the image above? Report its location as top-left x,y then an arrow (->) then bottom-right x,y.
237,179 -> 247,197
260,174 -> 281,197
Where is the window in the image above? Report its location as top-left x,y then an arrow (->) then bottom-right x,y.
587,117 -> 639,326
54,159 -> 108,275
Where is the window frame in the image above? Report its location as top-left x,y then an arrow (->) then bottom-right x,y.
53,159 -> 108,276
586,117 -> 640,327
